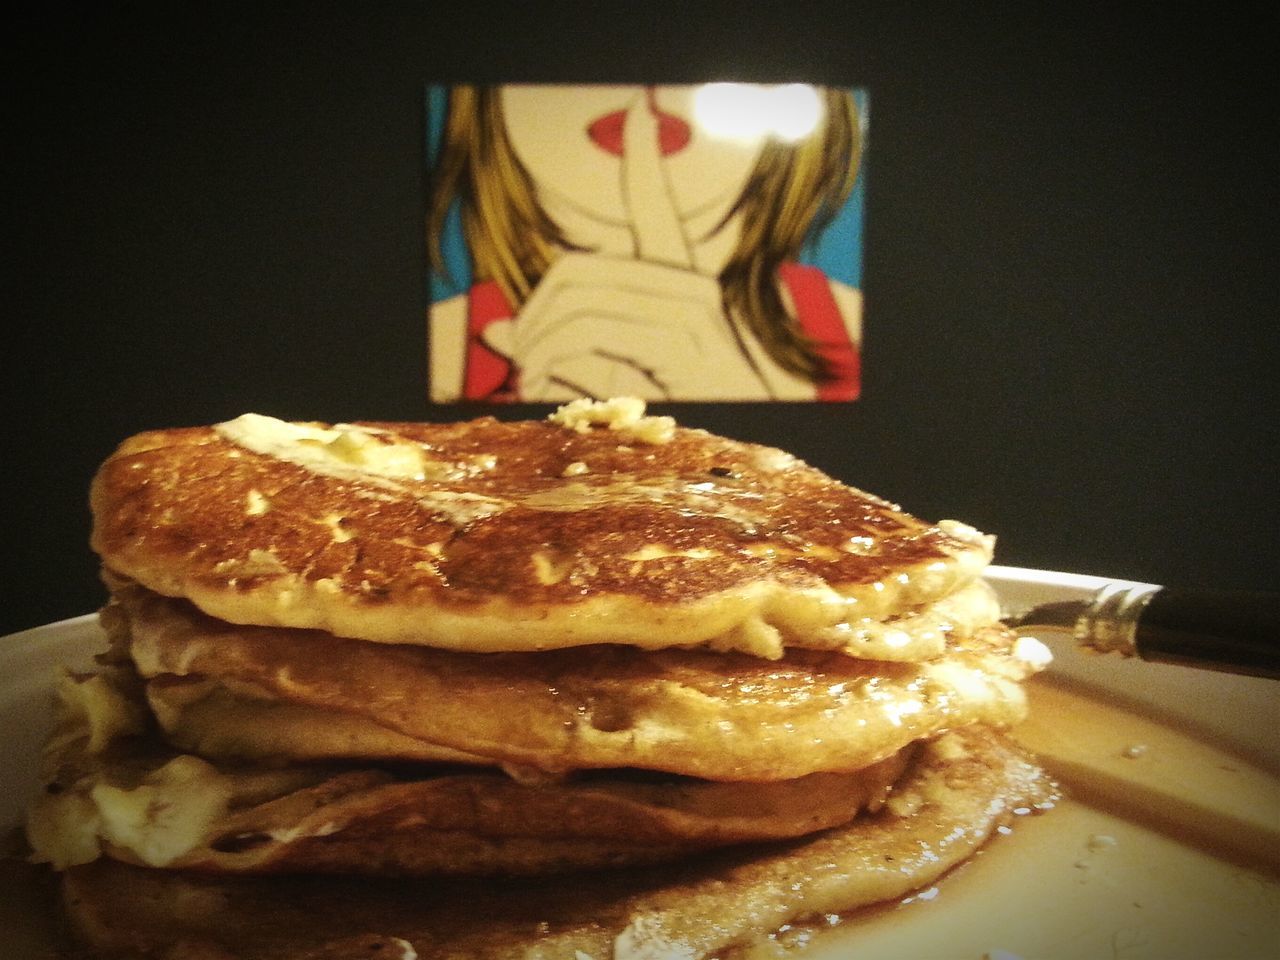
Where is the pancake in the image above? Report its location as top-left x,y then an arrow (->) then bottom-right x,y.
29,669 -> 913,875
119,582 -> 1045,780
89,401 -> 995,659
145,676 -> 499,767
59,726 -> 1057,960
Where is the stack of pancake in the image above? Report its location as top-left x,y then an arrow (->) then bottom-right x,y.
27,399 -> 1056,958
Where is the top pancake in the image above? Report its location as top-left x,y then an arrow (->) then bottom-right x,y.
90,400 -> 994,657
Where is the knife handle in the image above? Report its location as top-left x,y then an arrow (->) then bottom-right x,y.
1136,587 -> 1280,680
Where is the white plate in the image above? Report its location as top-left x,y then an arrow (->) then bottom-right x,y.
1,570 -> 1277,959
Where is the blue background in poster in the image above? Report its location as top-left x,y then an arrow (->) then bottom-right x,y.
425,85 -> 867,303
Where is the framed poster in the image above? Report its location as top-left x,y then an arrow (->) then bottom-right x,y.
427,84 -> 867,403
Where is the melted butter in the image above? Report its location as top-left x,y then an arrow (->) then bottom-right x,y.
517,478 -> 765,532
217,415 -> 432,482
217,415 -> 499,487
89,756 -> 234,868
412,490 -> 507,525
216,415 -> 508,527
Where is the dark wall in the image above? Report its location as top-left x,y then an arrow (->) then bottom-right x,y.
4,5 -> 1277,635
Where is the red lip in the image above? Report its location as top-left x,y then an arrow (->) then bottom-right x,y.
587,104 -> 692,157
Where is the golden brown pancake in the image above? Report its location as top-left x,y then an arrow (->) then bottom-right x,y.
30,694 -> 911,876
145,676 -> 497,766
119,583 -> 1044,780
59,726 -> 1057,960
89,404 -> 995,658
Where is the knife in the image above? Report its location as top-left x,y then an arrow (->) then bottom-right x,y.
1003,582 -> 1280,680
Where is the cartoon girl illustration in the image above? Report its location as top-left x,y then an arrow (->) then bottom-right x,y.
428,84 -> 863,403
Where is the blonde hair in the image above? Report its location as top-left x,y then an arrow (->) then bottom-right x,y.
428,85 -> 862,382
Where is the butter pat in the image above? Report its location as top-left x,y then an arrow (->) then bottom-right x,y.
90,756 -> 234,867
549,398 -> 676,445
216,414 -> 434,480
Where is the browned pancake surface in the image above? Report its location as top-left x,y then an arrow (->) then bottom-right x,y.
90,411 -> 992,654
